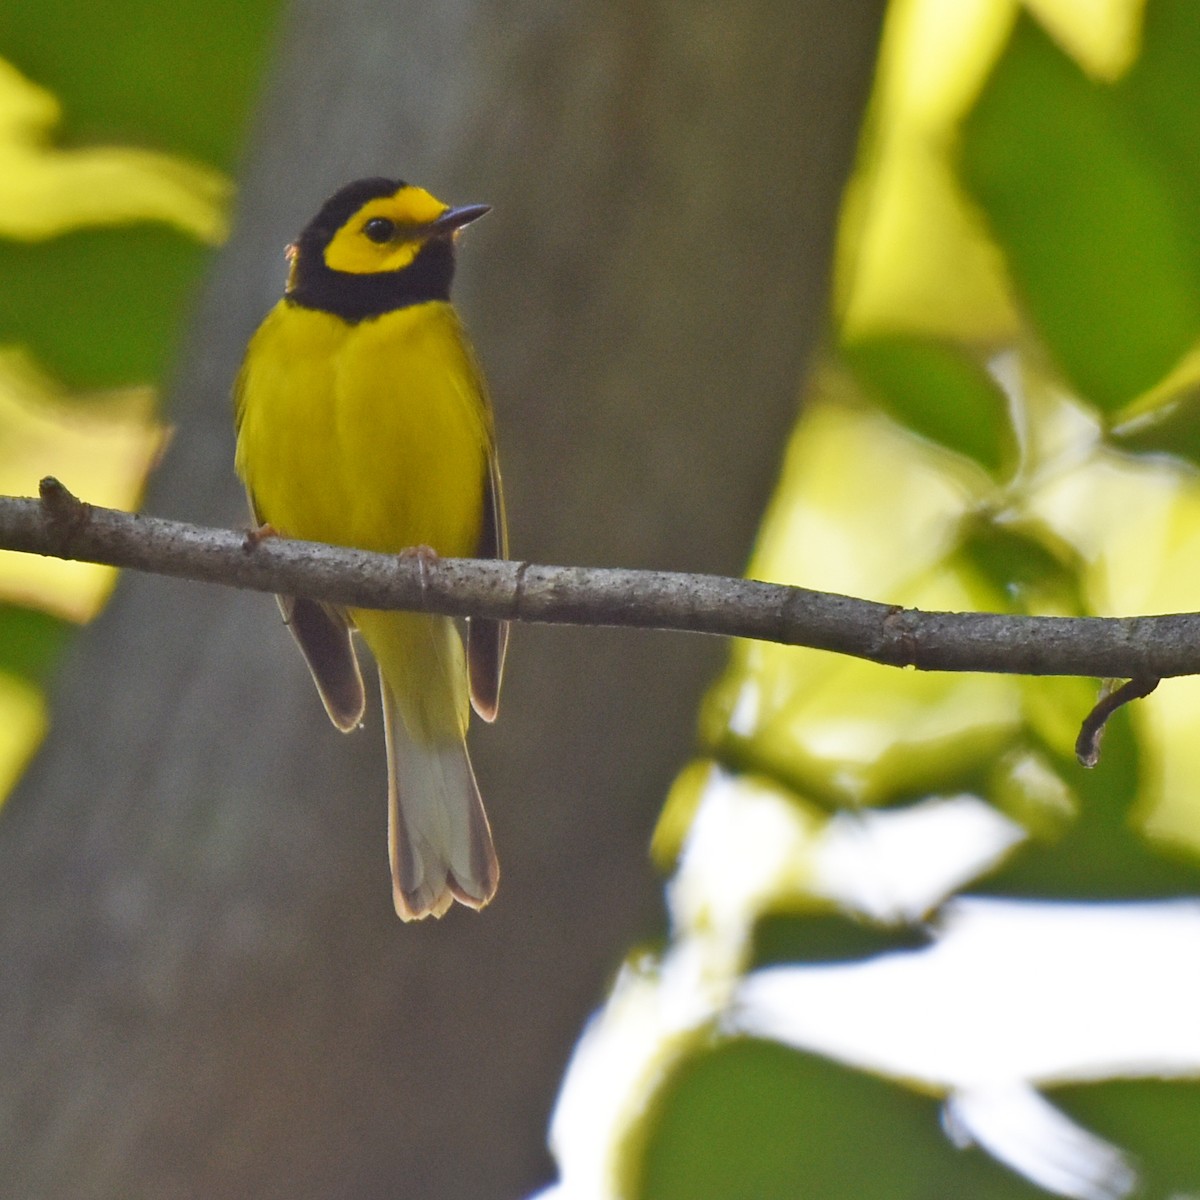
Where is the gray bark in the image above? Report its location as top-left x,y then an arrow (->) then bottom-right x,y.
0,2 -> 885,1196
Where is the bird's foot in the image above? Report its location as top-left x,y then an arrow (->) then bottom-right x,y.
399,544 -> 439,593
243,521 -> 278,550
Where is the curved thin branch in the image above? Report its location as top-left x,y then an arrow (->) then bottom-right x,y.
1,479 -> 1198,681
1075,676 -> 1161,767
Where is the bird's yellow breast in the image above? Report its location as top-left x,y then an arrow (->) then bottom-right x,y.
235,299 -> 491,559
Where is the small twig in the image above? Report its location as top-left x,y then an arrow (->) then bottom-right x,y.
1075,677 -> 1161,768
38,476 -> 91,544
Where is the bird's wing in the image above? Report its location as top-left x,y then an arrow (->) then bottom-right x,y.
246,485 -> 366,733
466,449 -> 508,723
279,594 -> 366,732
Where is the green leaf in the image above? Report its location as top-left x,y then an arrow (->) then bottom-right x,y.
1121,0 -> 1200,239
961,15 -> 1200,412
750,912 -> 931,970
1111,379 -> 1200,466
843,336 -> 1014,474
985,701 -> 1200,899
0,2 -> 282,389
0,228 -> 208,389
628,1040 -> 1049,1200
0,605 -> 70,684
956,513 -> 1086,616
0,0 -> 279,171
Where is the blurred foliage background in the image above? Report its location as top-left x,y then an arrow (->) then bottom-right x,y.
0,0 -> 276,805
1,1 -> 1199,1199
595,3 -> 1200,1199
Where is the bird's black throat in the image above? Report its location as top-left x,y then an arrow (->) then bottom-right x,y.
287,236 -> 457,323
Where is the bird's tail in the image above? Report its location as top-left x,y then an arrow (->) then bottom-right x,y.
358,610 -> 498,920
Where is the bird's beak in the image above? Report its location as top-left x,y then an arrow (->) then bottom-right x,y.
428,203 -> 492,237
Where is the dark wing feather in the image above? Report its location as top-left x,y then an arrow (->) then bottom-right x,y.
245,486 -> 365,732
467,451 -> 509,723
279,594 -> 365,732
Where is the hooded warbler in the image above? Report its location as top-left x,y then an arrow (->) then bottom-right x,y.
234,177 -> 507,921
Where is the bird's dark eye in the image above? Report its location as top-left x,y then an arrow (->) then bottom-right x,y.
363,217 -> 396,243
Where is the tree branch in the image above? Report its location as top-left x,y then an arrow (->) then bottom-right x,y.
3,479 -> 1199,682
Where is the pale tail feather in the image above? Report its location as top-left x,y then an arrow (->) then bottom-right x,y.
380,675 -> 498,920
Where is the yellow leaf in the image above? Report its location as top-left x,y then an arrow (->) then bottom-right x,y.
0,57 -> 229,243
0,348 -> 165,622
837,0 -> 1146,341
0,671 -> 47,806
836,0 -> 1018,343
1025,0 -> 1146,81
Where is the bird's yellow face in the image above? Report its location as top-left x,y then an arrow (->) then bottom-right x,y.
322,185 -> 452,276
281,176 -> 489,320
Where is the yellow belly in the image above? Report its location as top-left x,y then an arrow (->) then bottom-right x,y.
235,299 -> 490,561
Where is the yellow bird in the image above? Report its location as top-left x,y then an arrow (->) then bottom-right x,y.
233,177 -> 507,920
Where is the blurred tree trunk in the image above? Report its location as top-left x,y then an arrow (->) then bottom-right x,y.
0,1 -> 884,1196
